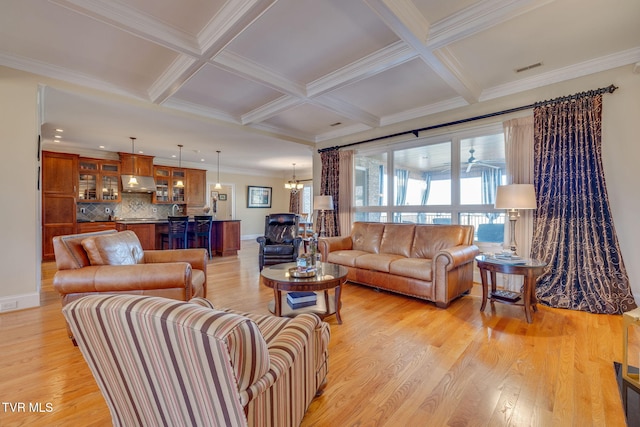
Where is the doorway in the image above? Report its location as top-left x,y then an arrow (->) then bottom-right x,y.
209,183 -> 234,220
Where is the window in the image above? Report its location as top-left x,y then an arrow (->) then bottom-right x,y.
353,124 -> 507,240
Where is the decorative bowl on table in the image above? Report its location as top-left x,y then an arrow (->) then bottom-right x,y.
289,267 -> 316,278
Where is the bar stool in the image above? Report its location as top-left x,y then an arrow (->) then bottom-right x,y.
189,215 -> 213,259
161,216 -> 189,249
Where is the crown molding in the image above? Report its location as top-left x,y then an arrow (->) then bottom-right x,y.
51,0 -> 200,55
247,121 -> 317,143
380,96 -> 469,127
312,95 -> 380,128
480,46 -> 640,101
427,0 -> 556,49
161,98 -> 239,124
0,52 -> 147,100
315,123 -> 373,143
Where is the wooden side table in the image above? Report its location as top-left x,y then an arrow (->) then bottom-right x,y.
475,254 -> 547,323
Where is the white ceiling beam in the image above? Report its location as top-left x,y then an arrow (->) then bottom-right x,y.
151,0 -> 278,104
307,41 -> 417,97
241,95 -> 305,125
198,0 -> 277,54
51,0 -> 200,55
312,96 -> 381,129
364,0 -> 481,104
212,51 -> 305,97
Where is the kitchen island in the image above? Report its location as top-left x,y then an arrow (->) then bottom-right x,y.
101,218 -> 241,255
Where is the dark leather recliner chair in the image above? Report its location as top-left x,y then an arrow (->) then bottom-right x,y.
257,213 -> 302,271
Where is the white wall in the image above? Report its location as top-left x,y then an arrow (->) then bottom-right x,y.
204,170 -> 293,238
316,65 -> 640,306
0,67 -> 41,308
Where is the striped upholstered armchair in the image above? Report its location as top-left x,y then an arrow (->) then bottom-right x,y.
63,294 -> 330,427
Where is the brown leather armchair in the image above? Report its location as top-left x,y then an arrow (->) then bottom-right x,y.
52,230 -> 207,343
256,213 -> 302,270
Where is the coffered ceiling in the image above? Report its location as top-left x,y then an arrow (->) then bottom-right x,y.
1,0 -> 638,176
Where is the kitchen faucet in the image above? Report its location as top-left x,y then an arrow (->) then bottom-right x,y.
171,204 -> 180,216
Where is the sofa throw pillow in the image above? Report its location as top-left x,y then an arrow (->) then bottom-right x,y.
81,230 -> 145,266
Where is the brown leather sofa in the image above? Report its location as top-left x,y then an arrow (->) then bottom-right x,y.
318,222 -> 479,308
53,230 -> 207,342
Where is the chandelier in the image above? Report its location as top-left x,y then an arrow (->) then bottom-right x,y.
285,163 -> 304,193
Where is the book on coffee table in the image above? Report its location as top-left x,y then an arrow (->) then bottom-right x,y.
287,291 -> 317,309
491,289 -> 521,302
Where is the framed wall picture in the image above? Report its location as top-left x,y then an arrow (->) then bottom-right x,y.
247,186 -> 272,208
219,193 -> 227,201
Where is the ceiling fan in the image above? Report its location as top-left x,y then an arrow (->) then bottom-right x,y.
465,148 -> 500,173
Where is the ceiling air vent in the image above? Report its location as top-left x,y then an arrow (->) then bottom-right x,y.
515,62 -> 543,73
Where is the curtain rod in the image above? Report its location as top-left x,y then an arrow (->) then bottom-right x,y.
318,84 -> 618,153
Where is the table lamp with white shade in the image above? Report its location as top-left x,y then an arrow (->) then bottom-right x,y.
494,184 -> 537,255
314,195 -> 334,237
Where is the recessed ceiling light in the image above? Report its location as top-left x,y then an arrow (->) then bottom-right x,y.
171,154 -> 177,158
99,145 -> 105,149
54,135 -> 62,139
200,158 -> 205,162
55,128 -> 64,132
138,150 -> 144,154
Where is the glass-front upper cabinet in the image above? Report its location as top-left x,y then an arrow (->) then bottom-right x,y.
100,161 -> 120,202
78,160 -> 98,201
78,158 -> 121,202
153,167 -> 170,203
172,169 -> 186,203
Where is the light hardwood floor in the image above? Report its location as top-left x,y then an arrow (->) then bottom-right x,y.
0,241 -> 628,426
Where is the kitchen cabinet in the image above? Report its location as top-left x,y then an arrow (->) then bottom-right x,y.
172,169 -> 186,203
186,168 -> 206,207
119,152 -> 154,176
42,151 -> 78,260
213,220 -> 241,256
153,166 -> 185,204
77,222 -> 116,233
153,166 -> 205,206
78,158 -> 120,202
116,223 -> 155,250
153,167 -> 171,203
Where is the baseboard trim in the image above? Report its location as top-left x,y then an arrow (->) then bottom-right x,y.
0,292 -> 40,313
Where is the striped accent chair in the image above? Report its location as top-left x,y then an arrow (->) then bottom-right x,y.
63,294 -> 330,427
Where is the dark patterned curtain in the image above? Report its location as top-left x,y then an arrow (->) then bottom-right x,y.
289,191 -> 300,214
531,93 -> 636,314
319,150 -> 339,236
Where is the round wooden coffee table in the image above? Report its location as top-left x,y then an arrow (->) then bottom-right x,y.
261,262 -> 348,324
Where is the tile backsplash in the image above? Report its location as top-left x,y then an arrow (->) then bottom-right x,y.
77,193 -> 181,221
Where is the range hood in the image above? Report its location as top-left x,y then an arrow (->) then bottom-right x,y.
121,175 -> 156,193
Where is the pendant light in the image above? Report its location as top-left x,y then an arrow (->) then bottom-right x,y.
215,150 -> 222,190
285,163 -> 304,193
175,144 -> 184,188
127,137 -> 138,185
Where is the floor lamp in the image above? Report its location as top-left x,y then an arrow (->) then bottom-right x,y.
314,195 -> 334,237
494,184 -> 536,255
